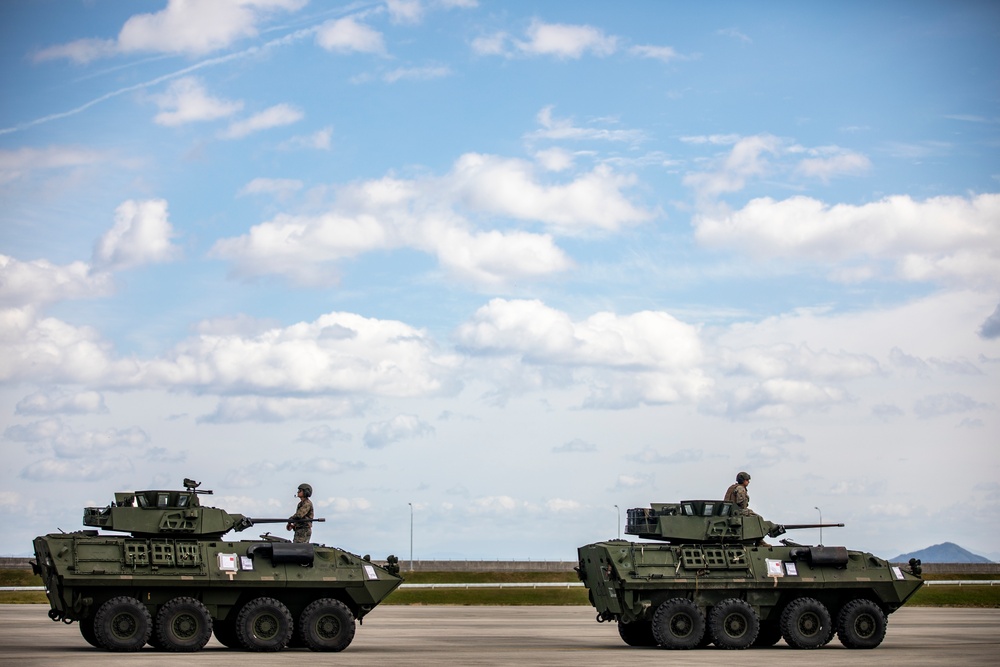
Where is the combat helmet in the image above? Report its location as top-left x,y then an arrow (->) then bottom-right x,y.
298,483 -> 313,497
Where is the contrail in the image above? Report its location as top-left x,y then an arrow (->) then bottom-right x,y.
0,26 -> 319,137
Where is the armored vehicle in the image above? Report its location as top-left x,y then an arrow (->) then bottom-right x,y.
578,499 -> 923,650
31,479 -> 402,652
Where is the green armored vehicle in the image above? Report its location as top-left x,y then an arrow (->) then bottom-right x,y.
578,499 -> 923,650
31,479 -> 402,652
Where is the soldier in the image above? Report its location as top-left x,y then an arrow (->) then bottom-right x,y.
287,483 -> 314,543
724,471 -> 755,516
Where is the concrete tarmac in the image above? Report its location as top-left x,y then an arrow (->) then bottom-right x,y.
2,604 -> 998,666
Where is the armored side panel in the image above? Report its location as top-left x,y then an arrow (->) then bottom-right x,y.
578,501 -> 923,651
32,480 -> 403,653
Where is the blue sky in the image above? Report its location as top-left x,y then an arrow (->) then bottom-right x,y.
1,1 -> 998,561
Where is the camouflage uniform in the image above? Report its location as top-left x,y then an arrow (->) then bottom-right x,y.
288,497 -> 314,543
724,482 -> 754,516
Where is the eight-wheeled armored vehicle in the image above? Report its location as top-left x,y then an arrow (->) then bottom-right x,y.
578,499 -> 923,650
31,479 -> 402,652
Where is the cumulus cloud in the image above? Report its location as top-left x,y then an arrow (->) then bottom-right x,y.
715,378 -> 850,419
473,20 -> 617,59
211,151 -> 649,286
363,414 -> 435,448
718,343 -> 881,381
386,0 -> 424,24
516,20 -> 617,59
221,104 -> 304,139
316,17 -> 387,55
296,425 -> 352,446
92,199 -> 180,271
0,256 -> 112,307
15,390 -> 107,416
456,298 -> 710,406
693,193 -> 1000,288
383,66 -> 451,83
151,77 -> 243,126
34,0 -> 306,63
795,146 -> 871,182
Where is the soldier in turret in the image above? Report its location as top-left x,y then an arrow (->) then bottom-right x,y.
724,471 -> 756,516
287,483 -> 315,543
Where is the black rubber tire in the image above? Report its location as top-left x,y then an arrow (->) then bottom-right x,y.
155,597 -> 213,652
708,598 -> 759,649
618,619 -> 657,647
93,596 -> 152,652
837,599 -> 887,649
79,616 -> 100,648
651,598 -> 705,649
752,621 -> 783,647
780,597 -> 832,649
236,597 -> 293,651
299,598 -> 356,652
212,616 -> 241,649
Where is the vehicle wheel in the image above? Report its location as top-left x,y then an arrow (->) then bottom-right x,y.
752,621 -> 783,647
236,597 -> 293,651
299,598 -> 355,652
79,616 -> 100,648
780,597 -> 831,649
837,599 -> 887,649
155,597 -> 213,652
212,616 -> 241,649
93,596 -> 152,652
708,598 -> 759,650
618,619 -> 656,647
651,598 -> 705,649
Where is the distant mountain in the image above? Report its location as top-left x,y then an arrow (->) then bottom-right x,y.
892,542 -> 993,563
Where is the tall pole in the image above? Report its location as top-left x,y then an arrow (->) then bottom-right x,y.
614,504 -> 620,539
814,506 -> 823,545
408,502 -> 413,572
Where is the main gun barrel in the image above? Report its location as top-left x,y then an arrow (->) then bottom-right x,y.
780,523 -> 845,530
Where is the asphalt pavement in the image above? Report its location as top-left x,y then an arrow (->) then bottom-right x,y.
2,604 -> 998,666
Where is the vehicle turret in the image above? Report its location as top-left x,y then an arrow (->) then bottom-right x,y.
626,499 -> 844,544
81,479 -> 323,538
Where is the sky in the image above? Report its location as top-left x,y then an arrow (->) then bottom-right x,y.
1,1 -> 998,562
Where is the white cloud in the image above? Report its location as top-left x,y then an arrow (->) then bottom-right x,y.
386,0 -> 424,24
718,343 -> 881,381
279,127 -> 333,151
221,104 -> 304,139
92,199 -> 180,271
316,17 -> 387,55
35,0 -> 305,63
516,20 -> 617,59
683,134 -> 783,199
456,298 -> 710,406
363,414 -> 434,448
212,151 -> 649,286
383,66 -> 451,83
151,77 -> 243,126
470,32 -> 507,56
629,44 -> 683,63
0,146 -> 107,185
448,153 -> 651,234
15,390 -> 107,416
980,303 -> 1000,339
795,147 -> 871,182
545,498 -> 581,512
693,193 -> 1000,288
552,438 -> 597,453
0,256 -> 112,307
526,106 -> 644,144
238,177 -> 304,198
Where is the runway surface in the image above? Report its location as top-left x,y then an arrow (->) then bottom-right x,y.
3,604 -> 998,666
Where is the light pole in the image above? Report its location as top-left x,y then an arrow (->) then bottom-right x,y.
408,503 -> 413,571
814,506 -> 823,545
614,504 -> 620,539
